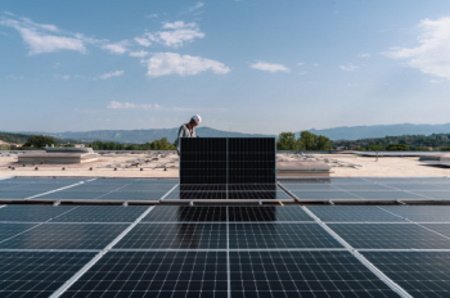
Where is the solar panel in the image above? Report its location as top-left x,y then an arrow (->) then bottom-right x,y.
309,206 -> 405,222
62,251 -> 228,298
228,206 -> 313,222
0,224 -> 128,249
0,205 -> 75,222
423,224 -> 450,238
230,251 -> 398,297
3,177 -> 450,297
229,223 -> 343,249
364,251 -> 450,298
143,206 -> 228,222
51,206 -> 148,223
114,223 -> 227,249
166,184 -> 291,200
0,251 -> 96,298
0,223 -> 36,240
382,206 -> 450,222
180,137 -> 276,185
0,177 -> 84,199
329,223 -> 450,249
180,137 -> 227,185
41,178 -> 177,200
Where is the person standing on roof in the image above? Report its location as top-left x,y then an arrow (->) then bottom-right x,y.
175,114 -> 202,155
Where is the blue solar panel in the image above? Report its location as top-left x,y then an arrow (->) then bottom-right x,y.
0,223 -> 36,241
0,223 -> 128,249
61,251 -> 228,298
114,223 -> 227,249
51,206 -> 148,222
330,223 -> 450,249
0,251 -> 96,298
310,206 -> 405,222
364,252 -> 450,298
230,251 -> 399,297
0,205 -> 75,222
229,223 -> 342,249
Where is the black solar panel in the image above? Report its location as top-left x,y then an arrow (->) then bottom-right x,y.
0,251 -> 96,298
62,251 -> 228,298
364,251 -> 450,298
180,137 -> 275,185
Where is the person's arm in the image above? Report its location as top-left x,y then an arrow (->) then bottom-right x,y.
175,126 -> 184,155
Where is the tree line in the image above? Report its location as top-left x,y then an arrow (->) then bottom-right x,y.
276,131 -> 333,151
4,132 -> 450,152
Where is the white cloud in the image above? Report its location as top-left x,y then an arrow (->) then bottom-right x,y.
107,101 -> 162,110
134,21 -> 204,48
250,61 -> 289,73
385,17 -> 450,80
0,14 -> 86,54
339,64 -> 360,71
134,36 -> 152,47
99,70 -> 125,80
144,52 -> 230,77
129,50 -> 149,58
102,41 -> 128,55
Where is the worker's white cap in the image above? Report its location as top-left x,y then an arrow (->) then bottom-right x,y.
191,114 -> 202,124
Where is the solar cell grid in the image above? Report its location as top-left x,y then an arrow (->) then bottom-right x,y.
382,206 -> 450,222
423,224 -> 450,238
0,223 -> 128,249
143,206 -> 227,222
51,206 -> 148,222
364,252 -> 450,298
329,223 -> 450,249
180,137 -> 276,185
166,184 -> 290,200
230,251 -> 399,298
0,223 -> 36,241
0,251 -> 95,298
62,251 -> 228,298
228,206 -> 313,222
229,223 -> 342,249
114,223 -> 227,249
309,206 -> 405,222
0,205 -> 75,222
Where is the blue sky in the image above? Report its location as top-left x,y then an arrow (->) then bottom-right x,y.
1,0 -> 450,134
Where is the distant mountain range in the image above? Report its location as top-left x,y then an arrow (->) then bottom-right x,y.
309,123 -> 450,140
43,127 -> 272,144
3,123 -> 450,144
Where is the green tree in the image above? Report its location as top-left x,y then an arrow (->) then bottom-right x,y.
149,138 -> 176,150
298,131 -> 317,150
23,135 -> 57,148
277,132 -> 298,150
316,135 -> 333,150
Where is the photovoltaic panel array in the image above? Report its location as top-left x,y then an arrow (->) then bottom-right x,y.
2,177 -> 450,297
180,137 -> 276,185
